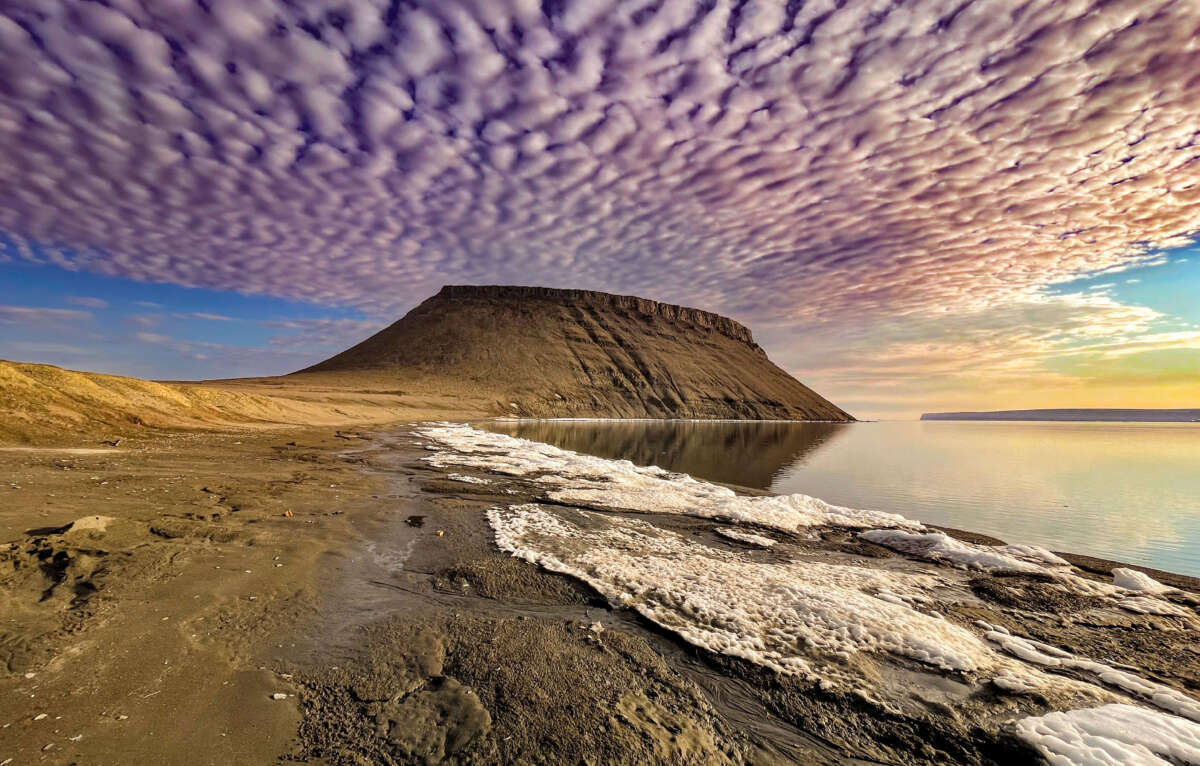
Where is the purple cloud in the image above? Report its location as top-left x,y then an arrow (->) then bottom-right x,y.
67,296 -> 109,309
261,318 -> 387,349
0,0 -> 1197,332
0,305 -> 91,324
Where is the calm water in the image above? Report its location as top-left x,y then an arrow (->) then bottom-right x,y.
482,420 -> 1200,577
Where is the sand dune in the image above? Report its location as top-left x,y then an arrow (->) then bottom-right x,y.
0,360 -> 479,444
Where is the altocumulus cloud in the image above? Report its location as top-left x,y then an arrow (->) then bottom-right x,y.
1,0 -> 1199,331
0,305 -> 91,324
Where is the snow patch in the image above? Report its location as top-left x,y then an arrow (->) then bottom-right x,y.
1000,544 -> 1070,567
715,528 -> 777,548
1117,596 -> 1193,618
1112,568 -> 1174,595
487,503 -> 997,685
1015,704 -> 1200,766
859,529 -> 1050,574
986,632 -> 1200,722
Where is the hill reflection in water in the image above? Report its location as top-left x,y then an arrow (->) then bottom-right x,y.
480,419 -> 850,489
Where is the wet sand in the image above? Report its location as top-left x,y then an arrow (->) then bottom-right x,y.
1,426 -> 1197,764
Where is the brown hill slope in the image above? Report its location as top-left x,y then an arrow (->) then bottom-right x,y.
0,360 -> 465,445
296,286 -> 852,421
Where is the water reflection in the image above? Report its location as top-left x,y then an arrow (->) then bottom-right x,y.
477,419 -> 1200,576
481,420 -> 850,489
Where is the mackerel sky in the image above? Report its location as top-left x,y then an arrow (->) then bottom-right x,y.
2,0 -> 1200,417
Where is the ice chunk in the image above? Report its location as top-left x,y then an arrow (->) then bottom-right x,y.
991,674 -> 1041,695
999,544 -> 1070,567
1117,596 -> 1193,617
1112,568 -> 1174,595
1015,704 -> 1200,766
859,529 -> 1048,573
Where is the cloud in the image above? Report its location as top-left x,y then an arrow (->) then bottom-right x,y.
0,0 -> 1197,333
0,305 -> 91,324
770,289 -> 1200,416
67,296 -> 109,309
172,312 -> 236,321
261,318 -> 385,349
127,314 -> 162,329
133,327 -> 324,372
2,341 -> 90,355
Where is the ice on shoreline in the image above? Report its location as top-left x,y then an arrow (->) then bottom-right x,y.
982,628 -> 1200,723
417,423 -> 917,533
1112,567 -> 1174,595
419,421 -> 1200,761
1016,704 -> 1200,766
487,503 -> 993,683
859,529 -> 1069,573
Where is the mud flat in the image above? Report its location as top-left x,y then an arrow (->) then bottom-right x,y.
2,424 -> 1198,765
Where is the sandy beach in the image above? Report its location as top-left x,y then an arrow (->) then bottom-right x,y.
2,422 -> 1197,765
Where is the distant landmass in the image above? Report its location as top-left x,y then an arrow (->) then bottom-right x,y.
921,409 -> 1200,422
299,285 -> 853,421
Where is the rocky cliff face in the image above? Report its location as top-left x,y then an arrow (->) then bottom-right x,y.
298,285 -> 852,421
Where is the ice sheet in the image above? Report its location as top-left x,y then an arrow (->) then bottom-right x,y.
487,503 -> 993,684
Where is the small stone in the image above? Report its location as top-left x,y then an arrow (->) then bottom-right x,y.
116,715 -> 128,721
436,529 -> 445,537
271,693 -> 288,701
33,713 -> 47,721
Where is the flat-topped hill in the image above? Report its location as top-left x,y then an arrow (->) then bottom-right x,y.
297,285 -> 852,421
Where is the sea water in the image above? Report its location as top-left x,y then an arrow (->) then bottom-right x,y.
481,419 -> 1200,577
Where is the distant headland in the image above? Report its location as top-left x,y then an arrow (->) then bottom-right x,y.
921,409 -> 1200,422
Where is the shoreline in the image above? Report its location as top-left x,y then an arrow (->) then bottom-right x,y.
1,422 -> 1197,764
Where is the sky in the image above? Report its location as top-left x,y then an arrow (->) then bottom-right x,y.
2,0 -> 1200,419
